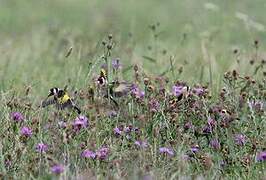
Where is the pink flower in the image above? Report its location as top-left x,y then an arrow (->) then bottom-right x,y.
81,150 -> 96,159
20,126 -> 32,137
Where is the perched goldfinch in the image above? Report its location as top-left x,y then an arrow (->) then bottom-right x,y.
96,68 -> 131,107
42,87 -> 81,114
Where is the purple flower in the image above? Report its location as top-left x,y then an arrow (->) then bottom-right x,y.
191,145 -> 200,153
203,125 -> 212,134
135,140 -> 148,149
20,126 -> 32,137
36,143 -> 48,153
256,151 -> 266,162
184,121 -> 193,130
148,98 -> 160,112
207,117 -> 216,128
124,125 -> 133,133
172,85 -> 184,97
10,112 -> 24,122
131,84 -> 145,99
96,147 -> 109,160
51,164 -> 64,174
81,149 -> 96,159
159,147 -> 174,156
210,139 -> 221,150
234,134 -> 246,146
72,115 -> 88,131
114,127 -> 122,136
112,58 -> 122,70
192,87 -> 205,96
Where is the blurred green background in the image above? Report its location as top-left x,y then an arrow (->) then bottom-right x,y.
0,0 -> 265,95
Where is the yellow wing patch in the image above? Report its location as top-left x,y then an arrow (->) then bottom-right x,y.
58,93 -> 70,104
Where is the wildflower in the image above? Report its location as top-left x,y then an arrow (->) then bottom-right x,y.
112,58 -> 122,70
51,164 -> 64,174
172,85 -> 184,97
207,117 -> 216,128
131,84 -> 145,99
184,121 -> 193,130
36,143 -> 48,153
192,87 -> 205,96
203,125 -> 212,134
10,112 -> 24,122
159,147 -> 174,156
20,126 -> 32,137
81,149 -> 96,159
96,147 -> 109,160
148,98 -> 160,112
72,115 -> 88,131
135,140 -> 148,149
210,139 -> 221,150
124,125 -> 132,133
256,151 -> 266,162
234,134 -> 246,146
191,145 -> 200,153
114,127 -> 122,136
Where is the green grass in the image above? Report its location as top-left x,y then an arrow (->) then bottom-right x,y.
0,0 -> 265,179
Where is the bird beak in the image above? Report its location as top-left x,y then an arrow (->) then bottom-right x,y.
48,92 -> 53,97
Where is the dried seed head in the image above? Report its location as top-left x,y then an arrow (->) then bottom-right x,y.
108,34 -> 113,40
254,39 -> 259,47
107,44 -> 112,50
249,59 -> 255,65
261,59 -> 265,65
133,64 -> 138,72
147,85 -> 155,92
232,70 -> 238,79
102,40 -> 107,46
233,49 -> 238,54
143,77 -> 150,86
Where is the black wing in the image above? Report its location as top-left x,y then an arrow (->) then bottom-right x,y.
42,97 -> 56,108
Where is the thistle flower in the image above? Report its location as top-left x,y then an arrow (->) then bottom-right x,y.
10,112 -> 24,122
234,134 -> 246,146
124,125 -> 133,133
114,127 -> 122,136
51,164 -> 64,174
192,87 -> 205,96
135,140 -> 148,149
96,147 -> 109,160
210,139 -> 221,150
184,121 -> 193,130
191,145 -> 200,153
36,143 -> 48,153
131,84 -> 145,99
207,117 -> 216,128
112,58 -> 122,70
159,147 -> 174,156
172,85 -> 184,97
72,115 -> 88,131
256,151 -> 266,162
20,126 -> 32,137
81,150 -> 96,159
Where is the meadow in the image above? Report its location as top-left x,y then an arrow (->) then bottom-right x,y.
0,0 -> 265,179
